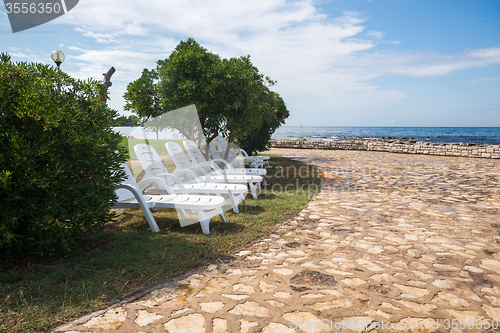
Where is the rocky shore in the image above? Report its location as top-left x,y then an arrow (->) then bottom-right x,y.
271,138 -> 500,159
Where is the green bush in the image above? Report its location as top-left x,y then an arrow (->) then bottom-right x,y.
0,53 -> 125,256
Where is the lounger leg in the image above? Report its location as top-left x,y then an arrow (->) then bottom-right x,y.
178,209 -> 189,220
114,184 -> 160,233
249,183 -> 258,199
219,213 -> 226,223
229,192 -> 239,213
254,183 -> 259,198
200,219 -> 210,235
142,208 -> 160,233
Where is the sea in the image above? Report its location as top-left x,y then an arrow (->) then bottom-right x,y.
114,126 -> 500,145
271,127 -> 500,145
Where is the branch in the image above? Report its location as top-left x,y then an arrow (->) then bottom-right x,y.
101,66 -> 116,102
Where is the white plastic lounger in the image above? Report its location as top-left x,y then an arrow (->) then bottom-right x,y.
113,162 -> 226,234
208,142 -> 252,170
214,135 -> 270,168
166,141 -> 263,199
134,144 -> 247,213
183,140 -> 266,176
205,142 -> 263,197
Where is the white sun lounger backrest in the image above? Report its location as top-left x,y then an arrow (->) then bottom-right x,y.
214,135 -> 243,158
214,135 -> 228,151
183,140 -> 207,166
134,143 -> 177,187
214,135 -> 269,168
134,144 -> 168,178
210,141 -> 243,168
166,141 -> 193,170
113,162 -> 160,233
185,140 -> 242,174
214,135 -> 250,158
208,142 -> 220,158
114,162 -> 153,204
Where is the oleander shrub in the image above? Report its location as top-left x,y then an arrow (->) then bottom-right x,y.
0,53 -> 125,256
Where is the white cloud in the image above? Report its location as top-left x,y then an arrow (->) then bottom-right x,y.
387,48 -> 500,77
8,52 -> 30,59
68,47 -> 162,81
470,76 -> 500,86
75,28 -> 116,43
365,29 -> 385,39
58,0 -> 322,40
45,0 -> 499,122
380,40 -> 400,45
55,2 -> 387,114
337,47 -> 500,78
6,50 -> 45,63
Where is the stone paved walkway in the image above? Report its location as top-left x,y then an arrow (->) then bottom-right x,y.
55,149 -> 500,333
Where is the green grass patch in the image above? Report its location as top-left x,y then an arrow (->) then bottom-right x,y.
0,155 -> 320,333
119,138 -> 185,160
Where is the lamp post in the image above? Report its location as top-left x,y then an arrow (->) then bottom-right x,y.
51,50 -> 65,68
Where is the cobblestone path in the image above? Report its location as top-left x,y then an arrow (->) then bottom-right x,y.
56,149 -> 500,333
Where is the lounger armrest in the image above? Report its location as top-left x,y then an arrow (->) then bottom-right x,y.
188,166 -> 216,182
209,152 -> 220,160
137,176 -> 188,195
113,184 -> 160,233
156,174 -> 189,194
232,148 -> 250,157
232,149 -> 261,160
197,161 -> 223,174
208,157 -> 235,170
146,171 -> 200,185
114,184 -> 143,199
171,169 -> 202,183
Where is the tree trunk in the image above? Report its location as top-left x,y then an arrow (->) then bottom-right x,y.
225,133 -> 236,161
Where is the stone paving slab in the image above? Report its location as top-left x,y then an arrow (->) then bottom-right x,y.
55,149 -> 500,333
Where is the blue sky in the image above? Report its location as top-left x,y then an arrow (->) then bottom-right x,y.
1,0 -> 499,126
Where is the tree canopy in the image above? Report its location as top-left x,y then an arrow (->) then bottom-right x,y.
124,38 -> 289,154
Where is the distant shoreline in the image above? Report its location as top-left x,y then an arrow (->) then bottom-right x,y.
270,137 -> 500,159
272,136 -> 481,146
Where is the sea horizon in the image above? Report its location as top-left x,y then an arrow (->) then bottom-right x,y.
272,126 -> 500,145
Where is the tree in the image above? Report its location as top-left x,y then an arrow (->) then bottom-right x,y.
216,56 -> 265,148
216,56 -> 289,156
235,90 -> 289,155
112,115 -> 141,126
124,38 -> 289,153
123,68 -> 161,120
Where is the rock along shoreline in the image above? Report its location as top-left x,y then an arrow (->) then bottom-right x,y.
270,137 -> 500,159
